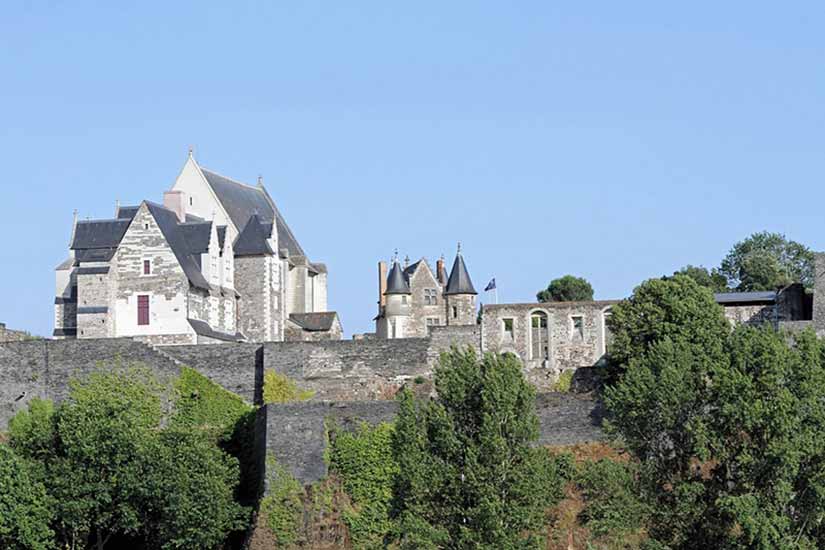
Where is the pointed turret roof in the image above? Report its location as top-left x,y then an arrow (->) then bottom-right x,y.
233,214 -> 274,257
445,246 -> 477,295
385,258 -> 411,295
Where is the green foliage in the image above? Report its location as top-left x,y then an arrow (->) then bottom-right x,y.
171,366 -> 252,441
576,459 -> 650,543
552,369 -> 574,392
391,348 -> 566,549
0,445 -> 54,549
329,422 -> 399,549
606,274 -> 729,379
538,274 -> 595,302
138,428 -> 248,549
263,369 -> 315,404
260,458 -> 304,546
606,320 -> 825,549
719,231 -> 814,290
672,264 -> 728,292
7,366 -> 248,549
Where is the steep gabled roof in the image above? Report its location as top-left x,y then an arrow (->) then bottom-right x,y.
445,252 -> 477,295
385,259 -> 411,295
178,222 -> 212,255
233,214 -> 274,257
71,219 -> 131,250
199,168 -> 305,257
144,202 -> 210,290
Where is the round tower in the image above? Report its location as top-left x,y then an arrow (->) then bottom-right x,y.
383,255 -> 412,338
444,243 -> 478,326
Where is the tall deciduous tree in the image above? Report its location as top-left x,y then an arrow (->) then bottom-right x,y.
719,231 -> 814,290
391,349 -> 565,549
537,274 -> 594,302
0,445 -> 54,550
672,264 -> 728,292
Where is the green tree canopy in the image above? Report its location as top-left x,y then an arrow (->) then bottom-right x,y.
672,264 -> 728,292
537,274 -> 594,302
719,231 -> 814,290
606,319 -> 825,548
0,445 -> 54,550
7,366 -> 247,550
391,348 -> 565,549
606,274 -> 730,376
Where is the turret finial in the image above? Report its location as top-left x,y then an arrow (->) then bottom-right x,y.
457,242 -> 462,255
393,249 -> 399,263
188,146 -> 194,158
404,255 -> 410,268
257,175 -> 263,187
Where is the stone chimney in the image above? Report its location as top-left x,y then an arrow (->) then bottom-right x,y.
378,261 -> 388,308
436,255 -> 446,286
163,190 -> 187,223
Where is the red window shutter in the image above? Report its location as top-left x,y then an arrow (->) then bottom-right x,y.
137,295 -> 149,326
143,260 -> 150,275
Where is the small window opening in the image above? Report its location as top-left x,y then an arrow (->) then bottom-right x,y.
571,316 -> 584,340
452,306 -> 458,319
144,223 -> 149,230
503,318 -> 514,340
143,260 -> 151,275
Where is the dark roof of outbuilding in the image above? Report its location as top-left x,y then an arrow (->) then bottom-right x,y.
71,219 -> 130,250
200,168 -> 305,257
385,259 -> 411,295
233,214 -> 274,257
188,318 -> 246,342
714,291 -> 777,304
144,202 -> 210,290
445,253 -> 476,295
288,312 -> 339,332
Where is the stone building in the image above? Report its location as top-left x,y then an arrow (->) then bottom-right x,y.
54,152 -> 340,345
374,246 -> 477,339
715,284 -> 809,328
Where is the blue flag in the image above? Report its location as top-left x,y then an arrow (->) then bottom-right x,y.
484,278 -> 496,291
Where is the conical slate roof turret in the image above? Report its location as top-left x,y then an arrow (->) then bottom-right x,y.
445,244 -> 477,295
385,255 -> 411,295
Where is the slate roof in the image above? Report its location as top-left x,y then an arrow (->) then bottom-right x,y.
288,312 -> 339,332
445,253 -> 476,295
714,291 -> 777,304
188,318 -> 246,342
233,214 -> 274,257
200,168 -> 305,257
385,260 -> 411,294
179,222 -> 212,255
116,205 -> 139,219
144,202 -> 210,290
71,219 -> 130,250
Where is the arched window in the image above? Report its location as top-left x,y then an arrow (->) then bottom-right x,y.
530,311 -> 549,361
600,307 -> 613,356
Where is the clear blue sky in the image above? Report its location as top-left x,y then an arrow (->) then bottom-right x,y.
2,2 -> 824,337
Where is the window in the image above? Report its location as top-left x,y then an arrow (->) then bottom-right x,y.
143,259 -> 151,275
452,306 -> 458,319
402,295 -> 408,305
426,318 -> 439,327
530,311 -> 549,361
189,197 -> 193,206
502,318 -> 514,340
424,288 -> 438,305
137,295 -> 150,326
144,223 -> 150,230
571,316 -> 584,340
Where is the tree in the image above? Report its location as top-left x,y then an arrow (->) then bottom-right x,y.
606,274 -> 730,375
0,445 -> 54,550
605,320 -> 825,549
719,231 -> 814,290
672,264 -> 728,292
8,367 -> 248,550
537,275 -> 594,302
391,348 -> 565,548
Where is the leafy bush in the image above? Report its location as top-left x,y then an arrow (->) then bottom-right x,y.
263,370 -> 314,404
329,422 -> 399,549
577,459 -> 649,543
552,369 -> 574,392
259,458 -> 304,546
171,366 -> 252,441
0,445 -> 54,549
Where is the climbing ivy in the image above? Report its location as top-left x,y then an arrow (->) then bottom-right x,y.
259,457 -> 304,546
263,370 -> 314,404
171,367 -> 252,441
329,421 -> 399,549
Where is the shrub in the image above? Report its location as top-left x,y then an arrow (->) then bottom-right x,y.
263,370 -> 315,404
259,458 -> 304,546
552,369 -> 574,392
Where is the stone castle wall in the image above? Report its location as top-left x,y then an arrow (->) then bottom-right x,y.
0,323 -> 31,343
261,393 -> 605,485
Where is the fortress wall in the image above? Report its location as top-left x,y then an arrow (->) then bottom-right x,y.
262,393 -> 605,486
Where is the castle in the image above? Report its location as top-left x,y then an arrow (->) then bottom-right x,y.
54,152 -> 341,345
